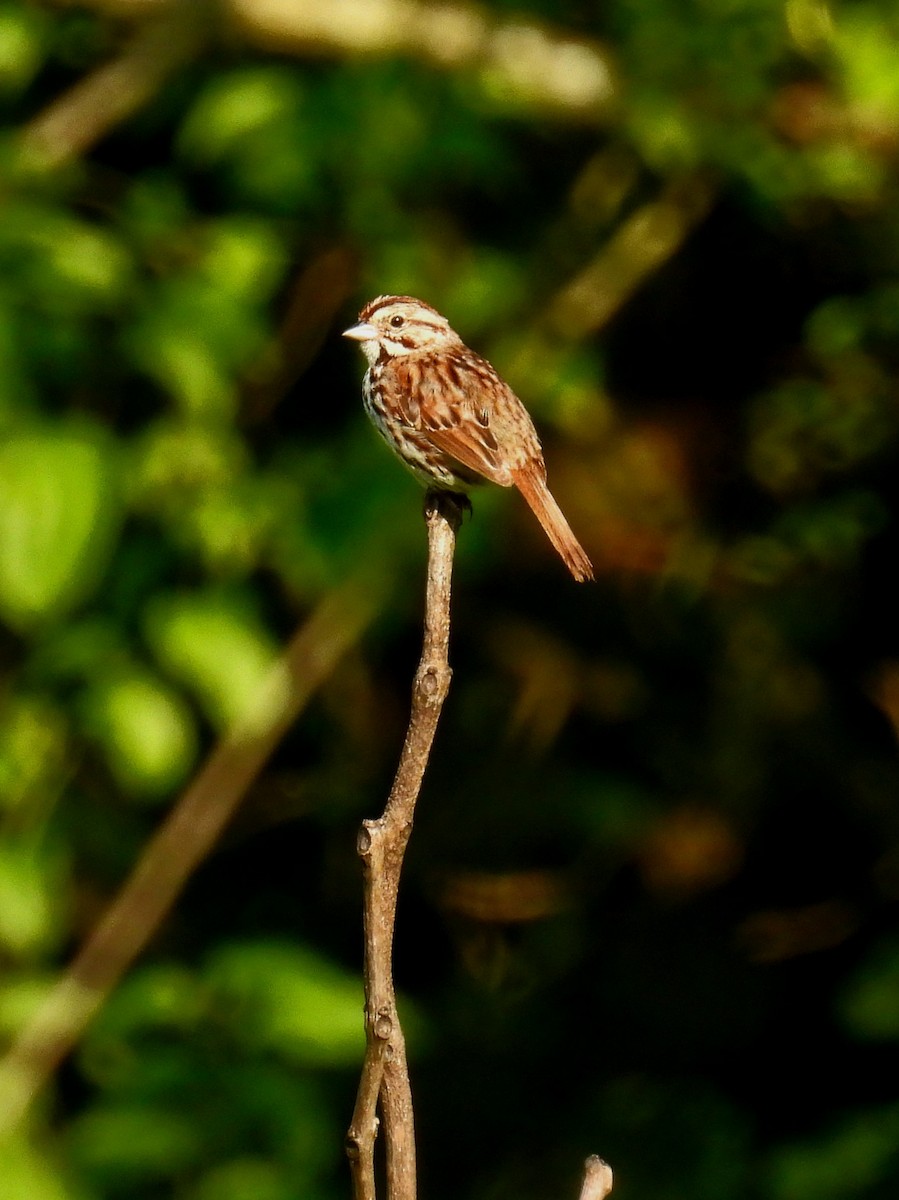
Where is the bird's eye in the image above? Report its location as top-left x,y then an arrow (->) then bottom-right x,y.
390,315 -> 405,328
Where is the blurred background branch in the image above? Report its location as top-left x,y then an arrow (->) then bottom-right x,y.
0,579 -> 377,1136
546,174 -> 717,340
22,5 -> 206,166
226,0 -> 617,117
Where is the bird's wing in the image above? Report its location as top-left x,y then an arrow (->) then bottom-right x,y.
393,351 -> 518,486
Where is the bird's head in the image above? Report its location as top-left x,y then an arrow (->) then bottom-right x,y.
343,296 -> 460,364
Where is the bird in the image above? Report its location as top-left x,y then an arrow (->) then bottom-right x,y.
343,295 -> 593,582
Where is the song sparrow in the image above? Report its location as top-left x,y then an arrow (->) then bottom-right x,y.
343,295 -> 594,582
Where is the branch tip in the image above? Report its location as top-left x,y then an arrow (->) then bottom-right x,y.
578,1155 -> 613,1200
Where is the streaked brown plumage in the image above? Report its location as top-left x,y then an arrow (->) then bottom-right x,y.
343,295 -> 593,582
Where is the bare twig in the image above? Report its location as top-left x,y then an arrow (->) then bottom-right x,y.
0,578 -> 378,1137
578,1156 -> 614,1200
346,492 -> 462,1200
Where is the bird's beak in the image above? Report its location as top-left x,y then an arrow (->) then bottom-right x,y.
342,322 -> 378,342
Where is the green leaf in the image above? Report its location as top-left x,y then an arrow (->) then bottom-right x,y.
191,1158 -> 297,1200
0,425 -> 120,630
200,219 -> 287,302
0,974 -> 56,1039
178,68 -> 306,163
0,840 -> 65,956
767,1105 -> 899,1200
125,277 -> 268,417
84,670 -> 198,799
0,6 -> 48,94
83,964 -> 207,1049
205,941 -> 365,1067
145,591 -> 280,729
0,1137 -> 84,1200
67,1104 -> 203,1184
833,6 -> 899,119
839,938 -> 899,1039
0,694 -> 68,815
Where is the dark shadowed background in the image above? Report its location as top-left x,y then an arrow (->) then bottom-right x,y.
2,1 -> 899,1197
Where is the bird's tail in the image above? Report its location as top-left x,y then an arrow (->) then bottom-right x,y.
512,466 -> 594,582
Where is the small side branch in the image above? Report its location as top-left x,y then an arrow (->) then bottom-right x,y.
346,492 -> 463,1200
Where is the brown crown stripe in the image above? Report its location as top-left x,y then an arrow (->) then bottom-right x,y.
359,295 -> 441,321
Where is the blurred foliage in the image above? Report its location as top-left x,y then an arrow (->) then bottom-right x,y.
2,0 -> 899,1197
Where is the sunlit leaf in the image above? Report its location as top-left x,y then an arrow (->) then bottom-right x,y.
0,975 -> 56,1039
0,5 -> 48,94
125,277 -> 268,417
84,671 -> 197,799
0,1137 -> 83,1200
205,941 -> 365,1067
0,840 -> 65,956
177,67 -> 315,210
144,591 -> 282,729
191,1158 -> 296,1200
200,219 -> 287,301
105,963 -> 207,1030
0,694 -> 68,815
0,425 -> 120,630
833,6 -> 899,119
67,1105 -> 203,1183
178,67 -> 306,162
